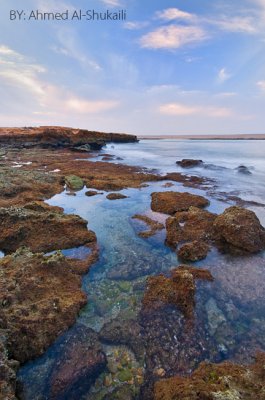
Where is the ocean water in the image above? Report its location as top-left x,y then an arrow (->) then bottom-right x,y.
18,140 -> 265,399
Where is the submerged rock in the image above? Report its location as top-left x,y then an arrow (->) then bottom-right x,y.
65,175 -> 84,191
49,325 -> 106,400
154,352 -> 265,400
205,298 -> 227,336
0,201 -> 96,254
236,165 -> 252,175
106,193 -> 128,200
132,214 -> 164,238
213,206 -> 265,252
177,240 -> 210,261
176,159 -> 203,168
151,191 -> 209,215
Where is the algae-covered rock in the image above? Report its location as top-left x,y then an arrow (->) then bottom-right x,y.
213,206 -> 265,252
65,175 -> 84,191
177,240 -> 210,261
151,191 -> 209,215
154,352 -> 265,400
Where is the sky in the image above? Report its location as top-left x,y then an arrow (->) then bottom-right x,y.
0,0 -> 265,135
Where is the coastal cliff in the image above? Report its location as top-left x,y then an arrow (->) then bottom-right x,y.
0,126 -> 138,150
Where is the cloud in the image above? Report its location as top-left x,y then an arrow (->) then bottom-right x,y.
217,68 -> 231,83
211,16 -> 257,34
101,0 -> 122,7
159,102 -> 233,117
124,21 -> 149,30
257,80 -> 265,91
65,98 -> 119,113
140,25 -> 208,50
0,45 -> 119,120
156,8 -> 196,22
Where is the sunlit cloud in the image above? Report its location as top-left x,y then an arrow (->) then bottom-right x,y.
217,68 -> 232,83
257,80 -> 265,91
159,102 -> 233,117
156,8 -> 196,22
65,98 -> 119,113
140,25 -> 208,50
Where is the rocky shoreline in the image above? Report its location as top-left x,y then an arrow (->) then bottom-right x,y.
0,130 -> 265,399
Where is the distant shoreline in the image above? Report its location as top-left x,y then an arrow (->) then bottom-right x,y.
138,134 -> 265,140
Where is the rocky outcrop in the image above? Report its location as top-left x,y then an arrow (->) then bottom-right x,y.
177,240 -> 210,261
165,207 -> 217,247
65,175 -> 84,191
106,193 -> 128,200
0,248 -> 90,363
236,165 -> 252,175
213,206 -> 265,252
0,127 -> 138,150
50,325 -> 106,400
0,201 -> 96,254
151,192 -> 209,215
132,214 -> 164,238
154,352 -> 265,400
176,159 -> 203,168
142,266 -> 213,319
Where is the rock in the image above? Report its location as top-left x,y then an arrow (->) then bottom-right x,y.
154,352 -> 265,400
0,201 -> 96,254
106,193 -> 128,200
0,336 -> 19,400
176,159 -> 203,168
0,248 -> 90,363
85,190 -> 102,197
151,192 -> 209,215
65,175 -> 84,191
50,325 -> 106,400
72,144 -> 91,152
103,386 -> 135,400
205,298 -> 226,336
177,240 -> 210,261
142,266 -> 213,319
132,214 -> 164,238
165,207 -> 217,247
213,206 -> 265,252
99,315 -> 145,361
236,165 -> 252,175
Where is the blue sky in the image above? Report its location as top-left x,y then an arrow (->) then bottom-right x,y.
0,0 -> 265,135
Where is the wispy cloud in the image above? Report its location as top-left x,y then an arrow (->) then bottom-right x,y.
140,25 -> 208,50
124,21 -> 149,30
257,80 -> 265,91
217,67 -> 231,83
159,102 -> 233,117
155,8 -> 196,22
101,0 -> 122,7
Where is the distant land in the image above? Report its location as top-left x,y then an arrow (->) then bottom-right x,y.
139,134 -> 265,140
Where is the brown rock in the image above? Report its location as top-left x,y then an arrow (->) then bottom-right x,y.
176,159 -> 203,168
0,248 -> 89,363
106,193 -> 128,200
85,190 -> 102,197
165,207 -> 217,247
154,352 -> 265,400
151,192 -> 209,215
0,336 -> 19,400
177,240 -> 210,261
0,201 -> 96,254
142,266 -> 213,319
213,206 -> 265,252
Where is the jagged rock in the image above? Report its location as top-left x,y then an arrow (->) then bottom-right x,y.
0,248 -> 89,363
154,352 -> 265,400
176,159 -> 203,168
165,207 -> 217,247
213,206 -> 265,252
177,240 -> 210,261
151,192 -> 209,215
0,336 -> 19,400
50,325 -> 106,400
0,201 -> 96,254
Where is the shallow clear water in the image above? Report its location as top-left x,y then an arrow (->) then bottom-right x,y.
18,140 -> 265,400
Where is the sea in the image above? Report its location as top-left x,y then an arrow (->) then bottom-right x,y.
18,139 -> 265,400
